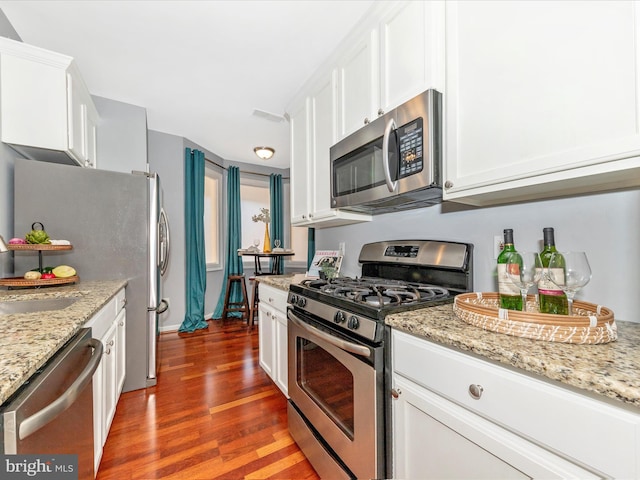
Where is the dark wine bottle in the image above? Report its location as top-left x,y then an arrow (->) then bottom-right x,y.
538,227 -> 568,315
497,228 -> 522,310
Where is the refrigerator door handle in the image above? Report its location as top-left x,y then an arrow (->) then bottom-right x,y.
159,208 -> 170,276
148,299 -> 168,314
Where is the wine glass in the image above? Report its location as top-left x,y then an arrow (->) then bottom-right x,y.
546,251 -> 592,315
274,239 -> 281,249
506,252 -> 543,312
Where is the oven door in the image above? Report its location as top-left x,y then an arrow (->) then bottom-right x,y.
287,308 -> 384,480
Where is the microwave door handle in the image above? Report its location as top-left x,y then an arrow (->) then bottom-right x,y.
382,118 -> 398,193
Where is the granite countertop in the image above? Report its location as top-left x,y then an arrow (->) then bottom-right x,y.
0,279 -> 127,405
387,305 -> 640,409
258,274 -> 640,409
257,273 -> 306,291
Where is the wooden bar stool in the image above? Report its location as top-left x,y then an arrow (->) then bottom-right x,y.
248,277 -> 259,327
221,274 -> 250,323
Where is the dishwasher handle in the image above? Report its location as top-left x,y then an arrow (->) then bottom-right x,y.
19,338 -> 103,440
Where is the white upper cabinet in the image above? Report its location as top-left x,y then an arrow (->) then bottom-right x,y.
443,0 -> 640,205
0,37 -> 99,168
289,73 -> 371,228
380,0 -> 444,113
337,1 -> 444,141
289,98 -> 311,225
337,28 -> 379,139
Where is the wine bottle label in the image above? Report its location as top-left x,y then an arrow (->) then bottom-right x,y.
497,264 -> 520,295
538,267 -> 564,295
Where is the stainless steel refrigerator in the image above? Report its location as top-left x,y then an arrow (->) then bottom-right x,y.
13,158 -> 170,392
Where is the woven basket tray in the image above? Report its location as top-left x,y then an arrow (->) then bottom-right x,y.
453,292 -> 617,344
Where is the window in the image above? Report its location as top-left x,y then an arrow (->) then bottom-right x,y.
240,176 -> 307,268
204,166 -> 222,269
241,181 -> 271,250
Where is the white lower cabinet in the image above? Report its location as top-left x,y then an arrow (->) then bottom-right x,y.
392,329 -> 640,479
258,283 -> 288,397
85,288 -> 126,475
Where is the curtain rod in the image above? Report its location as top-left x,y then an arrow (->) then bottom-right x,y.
205,157 -> 290,180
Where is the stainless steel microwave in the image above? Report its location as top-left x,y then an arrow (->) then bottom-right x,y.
330,89 -> 442,214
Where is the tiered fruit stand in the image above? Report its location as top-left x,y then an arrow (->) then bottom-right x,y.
0,244 -> 79,288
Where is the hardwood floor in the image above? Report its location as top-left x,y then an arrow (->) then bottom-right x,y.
96,320 -> 320,480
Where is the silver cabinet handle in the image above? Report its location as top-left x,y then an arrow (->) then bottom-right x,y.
382,118 -> 398,193
391,388 -> 402,399
444,180 -> 454,189
19,338 -> 103,440
364,117 -> 370,125
469,384 -> 484,400
378,108 -> 385,116
288,310 -> 371,358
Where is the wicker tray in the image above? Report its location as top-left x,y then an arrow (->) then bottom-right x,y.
0,276 -> 79,288
453,292 -> 617,344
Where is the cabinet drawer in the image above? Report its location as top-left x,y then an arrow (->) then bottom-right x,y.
85,296 -> 117,339
258,283 -> 288,312
392,330 -> 640,478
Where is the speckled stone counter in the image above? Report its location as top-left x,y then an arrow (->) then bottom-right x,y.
257,273 -> 306,291
0,279 -> 127,405
386,305 -> 640,409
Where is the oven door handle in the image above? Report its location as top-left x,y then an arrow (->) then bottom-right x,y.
288,310 -> 371,358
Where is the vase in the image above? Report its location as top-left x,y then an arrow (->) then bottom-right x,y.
263,224 -> 271,253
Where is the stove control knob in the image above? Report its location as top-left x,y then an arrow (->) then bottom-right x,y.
347,315 -> 360,330
334,311 -> 346,324
297,297 -> 306,308
289,294 -> 297,305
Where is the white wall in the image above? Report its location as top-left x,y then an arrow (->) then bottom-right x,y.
317,188 -> 640,322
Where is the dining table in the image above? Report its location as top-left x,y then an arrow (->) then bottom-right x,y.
238,249 -> 295,276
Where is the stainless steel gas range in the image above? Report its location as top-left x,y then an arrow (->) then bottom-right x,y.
287,240 -> 474,479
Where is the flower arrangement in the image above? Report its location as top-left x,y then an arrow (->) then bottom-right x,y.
251,208 -> 271,224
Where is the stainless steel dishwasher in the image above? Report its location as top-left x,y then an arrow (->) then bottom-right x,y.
0,328 -> 103,480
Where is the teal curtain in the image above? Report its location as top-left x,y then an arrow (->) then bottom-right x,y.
307,227 -> 316,270
212,165 -> 244,319
179,148 -> 208,333
269,173 -> 283,272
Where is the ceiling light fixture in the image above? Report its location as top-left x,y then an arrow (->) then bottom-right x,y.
254,146 -> 275,160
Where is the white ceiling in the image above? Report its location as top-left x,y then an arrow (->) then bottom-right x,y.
0,0 -> 376,169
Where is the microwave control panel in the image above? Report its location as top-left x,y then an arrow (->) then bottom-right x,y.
398,117 -> 424,178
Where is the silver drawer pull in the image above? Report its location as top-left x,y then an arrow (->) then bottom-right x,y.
468,384 -> 483,400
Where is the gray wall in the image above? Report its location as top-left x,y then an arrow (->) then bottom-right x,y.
317,188 -> 640,321
93,95 -> 148,173
147,130 -> 185,331
148,130 -> 238,331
